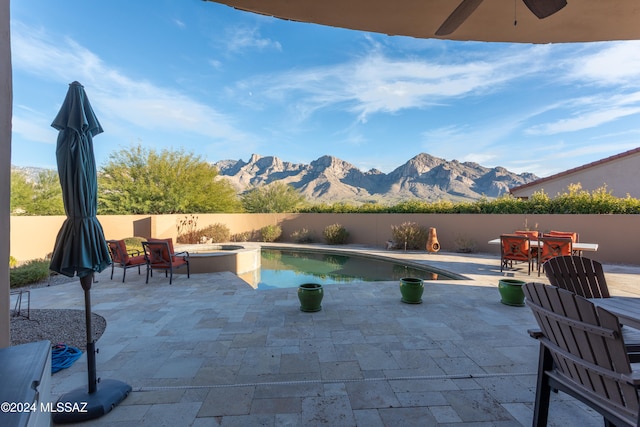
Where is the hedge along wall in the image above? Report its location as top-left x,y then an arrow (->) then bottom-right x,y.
10,213 -> 640,265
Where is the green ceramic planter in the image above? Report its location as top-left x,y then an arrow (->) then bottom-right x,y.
399,277 -> 424,304
498,279 -> 526,307
298,283 -> 324,312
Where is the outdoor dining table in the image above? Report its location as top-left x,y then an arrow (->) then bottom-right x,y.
487,238 -> 599,254
589,297 -> 640,331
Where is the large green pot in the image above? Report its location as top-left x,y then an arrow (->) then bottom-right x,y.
498,279 -> 526,307
399,277 -> 424,304
298,283 -> 324,312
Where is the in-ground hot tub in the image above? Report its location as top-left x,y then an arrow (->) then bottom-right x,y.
173,243 -> 261,282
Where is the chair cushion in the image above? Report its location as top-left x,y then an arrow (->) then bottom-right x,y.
147,238 -> 174,260
515,230 -> 539,239
501,235 -> 530,261
110,239 -> 129,264
171,258 -> 188,267
125,255 -> 146,266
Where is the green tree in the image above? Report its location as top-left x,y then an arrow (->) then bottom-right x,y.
98,145 -> 242,214
31,170 -> 64,215
10,170 -> 33,214
241,182 -> 306,213
10,170 -> 64,215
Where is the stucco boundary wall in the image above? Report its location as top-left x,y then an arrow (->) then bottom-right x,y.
10,213 -> 640,266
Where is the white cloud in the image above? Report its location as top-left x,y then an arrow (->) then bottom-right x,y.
11,21 -> 250,143
12,108 -> 56,144
570,41 -> 640,86
225,26 -> 282,52
241,46 -> 550,126
526,91 -> 640,135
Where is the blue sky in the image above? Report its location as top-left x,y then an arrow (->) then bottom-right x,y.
10,0 -> 640,177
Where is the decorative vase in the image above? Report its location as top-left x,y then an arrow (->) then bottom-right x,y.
298,283 -> 324,312
399,277 -> 424,304
426,227 -> 440,253
498,279 -> 526,306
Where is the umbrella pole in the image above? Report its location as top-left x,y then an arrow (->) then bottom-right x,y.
53,274 -> 131,424
81,275 -> 97,394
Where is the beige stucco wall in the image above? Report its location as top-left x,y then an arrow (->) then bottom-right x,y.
511,150 -> 640,199
10,213 -> 640,266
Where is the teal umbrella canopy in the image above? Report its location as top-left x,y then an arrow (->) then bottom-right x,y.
49,81 -> 111,280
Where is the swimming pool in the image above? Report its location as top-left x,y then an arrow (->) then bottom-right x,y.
257,248 -> 460,290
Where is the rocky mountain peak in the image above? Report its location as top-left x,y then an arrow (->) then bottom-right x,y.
214,153 -> 537,204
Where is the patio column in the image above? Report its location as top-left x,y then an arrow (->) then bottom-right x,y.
0,0 -> 12,348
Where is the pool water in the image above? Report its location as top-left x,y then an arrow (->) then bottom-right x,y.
257,248 -> 454,290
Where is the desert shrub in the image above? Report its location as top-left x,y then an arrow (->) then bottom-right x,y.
291,228 -> 314,243
323,224 -> 349,245
199,223 -> 231,243
260,225 -> 282,242
231,231 -> 255,242
9,256 -> 17,268
176,215 -> 200,244
391,222 -> 428,250
453,234 -> 477,253
10,259 -> 51,288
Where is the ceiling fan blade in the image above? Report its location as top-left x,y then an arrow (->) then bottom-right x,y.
522,0 -> 567,19
435,0 -> 484,36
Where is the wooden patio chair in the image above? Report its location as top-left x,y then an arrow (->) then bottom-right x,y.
500,234 -> 532,275
544,255 -> 640,356
537,236 -> 572,276
544,255 -> 609,298
106,239 -> 146,282
523,282 -> 640,427
142,239 -> 190,285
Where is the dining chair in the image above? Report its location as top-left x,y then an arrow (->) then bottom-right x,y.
546,230 -> 579,255
545,230 -> 578,243
142,239 -> 190,285
515,230 -> 540,261
106,239 -> 146,282
500,234 -> 532,275
537,236 -> 572,276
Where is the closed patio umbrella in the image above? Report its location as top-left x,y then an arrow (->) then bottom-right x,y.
49,81 -> 130,423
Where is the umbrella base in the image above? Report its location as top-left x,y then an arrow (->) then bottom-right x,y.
51,379 -> 131,424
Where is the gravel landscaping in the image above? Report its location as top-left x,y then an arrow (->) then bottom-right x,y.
10,275 -> 106,351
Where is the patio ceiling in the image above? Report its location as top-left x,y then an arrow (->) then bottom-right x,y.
205,0 -> 640,44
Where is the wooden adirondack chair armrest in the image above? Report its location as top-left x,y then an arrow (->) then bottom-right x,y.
621,370 -> 640,386
528,329 -> 544,339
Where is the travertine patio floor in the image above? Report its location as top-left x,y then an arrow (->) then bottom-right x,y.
20,245 -> 640,426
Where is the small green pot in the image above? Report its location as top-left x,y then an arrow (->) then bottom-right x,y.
399,277 -> 424,304
498,279 -> 526,307
298,283 -> 324,312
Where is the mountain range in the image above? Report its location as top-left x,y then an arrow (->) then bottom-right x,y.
214,153 -> 538,204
